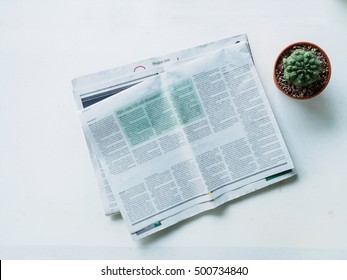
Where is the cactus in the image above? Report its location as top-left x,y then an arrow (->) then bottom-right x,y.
283,49 -> 321,87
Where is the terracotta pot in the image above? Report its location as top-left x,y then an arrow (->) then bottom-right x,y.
273,42 -> 332,100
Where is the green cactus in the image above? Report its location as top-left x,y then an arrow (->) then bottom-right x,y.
283,49 -> 321,87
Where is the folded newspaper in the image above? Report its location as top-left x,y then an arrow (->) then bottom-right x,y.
73,34 -> 295,240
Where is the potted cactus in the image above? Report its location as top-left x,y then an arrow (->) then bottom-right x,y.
274,42 -> 331,99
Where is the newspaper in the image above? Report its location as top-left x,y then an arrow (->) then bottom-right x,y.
72,34 -> 252,215
79,42 -> 294,240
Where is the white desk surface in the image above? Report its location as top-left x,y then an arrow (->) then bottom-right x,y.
1,0 -> 347,259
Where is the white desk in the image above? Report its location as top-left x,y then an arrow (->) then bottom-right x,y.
1,0 -> 347,259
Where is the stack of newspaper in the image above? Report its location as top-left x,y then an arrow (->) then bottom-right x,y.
72,34 -> 295,240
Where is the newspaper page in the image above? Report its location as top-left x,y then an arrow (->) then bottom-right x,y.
80,43 -> 294,240
72,34 -> 251,215
72,34 -> 251,110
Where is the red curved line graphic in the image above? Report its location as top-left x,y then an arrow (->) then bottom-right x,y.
133,65 -> 146,72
